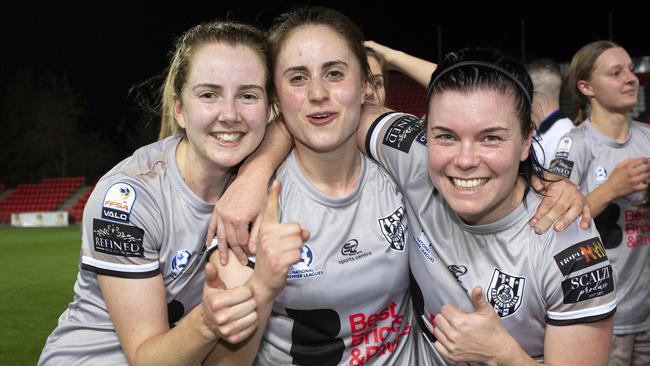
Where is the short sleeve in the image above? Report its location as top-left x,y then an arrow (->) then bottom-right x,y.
80,176 -> 164,278
548,133 -> 588,187
365,112 -> 431,193
540,223 -> 617,326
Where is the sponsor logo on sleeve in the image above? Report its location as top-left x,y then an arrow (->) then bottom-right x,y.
553,237 -> 608,276
554,136 -> 572,159
92,218 -> 144,257
416,130 -> 427,146
486,268 -> 526,318
548,158 -> 574,178
382,115 -> 424,153
378,207 -> 406,251
561,265 -> 614,304
102,182 -> 136,223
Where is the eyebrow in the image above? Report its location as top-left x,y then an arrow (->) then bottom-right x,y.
430,125 -> 510,134
191,83 -> 264,92
282,60 -> 349,76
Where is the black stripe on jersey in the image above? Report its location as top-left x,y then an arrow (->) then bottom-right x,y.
364,111 -> 394,161
206,245 -> 256,269
545,306 -> 616,326
537,110 -> 566,135
81,263 -> 160,279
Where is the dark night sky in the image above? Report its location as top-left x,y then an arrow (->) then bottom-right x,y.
2,1 -> 650,171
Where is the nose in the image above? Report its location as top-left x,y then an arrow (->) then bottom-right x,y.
624,68 -> 639,85
308,78 -> 329,103
455,140 -> 479,170
219,97 -> 239,125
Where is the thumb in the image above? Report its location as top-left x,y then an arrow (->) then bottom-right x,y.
471,286 -> 491,312
204,264 -> 226,290
301,229 -> 311,242
248,213 -> 263,255
263,180 -> 282,225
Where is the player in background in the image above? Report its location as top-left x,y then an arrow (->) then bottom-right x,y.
549,40 -> 650,366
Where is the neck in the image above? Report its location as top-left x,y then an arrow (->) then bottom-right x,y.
589,104 -> 631,142
293,136 -> 361,198
176,138 -> 233,204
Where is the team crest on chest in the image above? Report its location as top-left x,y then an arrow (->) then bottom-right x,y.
486,268 -> 526,318
378,207 -> 406,251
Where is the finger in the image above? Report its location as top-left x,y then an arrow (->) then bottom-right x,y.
216,216 -> 229,266
235,221 -> 251,255
225,222 -> 240,252
534,182 -> 573,233
579,198 -> 592,230
248,213 -> 263,255
205,264 -> 226,290
206,208 -> 219,247
217,296 -> 257,322
231,245 -> 249,266
434,340 -> 453,361
210,286 -> 255,312
553,194 -> 584,232
439,304 -> 467,321
263,180 -> 281,225
432,312 -> 452,338
470,286 -> 491,313
224,317 -> 259,344
301,229 -> 311,242
530,195 -> 555,234
218,309 -> 258,342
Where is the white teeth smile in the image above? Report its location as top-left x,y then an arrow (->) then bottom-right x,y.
211,132 -> 243,142
451,177 -> 488,190
312,113 -> 330,119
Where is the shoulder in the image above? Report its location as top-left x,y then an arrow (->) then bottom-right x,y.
632,120 -> 650,134
362,155 -> 402,193
539,217 -> 601,260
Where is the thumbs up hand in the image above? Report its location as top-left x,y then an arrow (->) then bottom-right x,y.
432,286 -> 511,365
247,180 -> 310,303
200,263 -> 258,343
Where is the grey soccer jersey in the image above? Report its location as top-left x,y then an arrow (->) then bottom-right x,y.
39,135 -> 217,365
549,119 -> 650,334
367,113 -> 617,365
254,150 -> 414,366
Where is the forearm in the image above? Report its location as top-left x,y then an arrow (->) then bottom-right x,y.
129,306 -> 217,366
489,336 -> 542,366
587,183 -> 616,216
239,120 -> 292,182
386,50 -> 437,88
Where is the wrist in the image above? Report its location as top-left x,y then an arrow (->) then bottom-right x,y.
489,333 -> 527,366
193,305 -> 221,343
246,276 -> 276,305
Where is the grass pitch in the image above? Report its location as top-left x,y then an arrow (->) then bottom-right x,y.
0,226 -> 81,366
